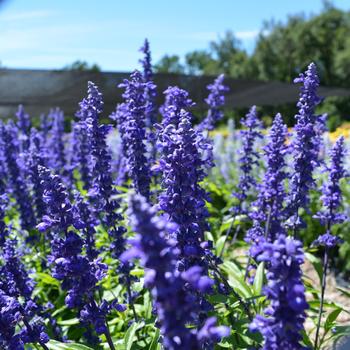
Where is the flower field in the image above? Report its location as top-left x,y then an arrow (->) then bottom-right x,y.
1,40 -> 350,350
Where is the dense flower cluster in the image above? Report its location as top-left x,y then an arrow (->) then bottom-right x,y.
37,166 -> 123,343
16,105 -> 31,151
122,194 -> 229,350
118,71 -> 152,198
160,86 -> 195,127
314,136 -> 347,228
288,63 -> 324,230
248,113 -> 289,242
250,235 -> 309,350
0,121 -> 36,232
232,105 -> 263,213
157,109 -> 213,271
0,44 -> 348,350
199,74 -> 229,131
0,236 -> 50,349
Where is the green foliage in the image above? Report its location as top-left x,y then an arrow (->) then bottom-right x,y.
155,5 -> 350,126
63,60 -> 101,72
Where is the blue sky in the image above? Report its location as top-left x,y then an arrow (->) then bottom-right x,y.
0,0 -> 349,71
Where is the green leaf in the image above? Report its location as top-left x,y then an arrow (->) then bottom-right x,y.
253,262 -> 264,295
46,340 -> 94,350
304,252 -> 323,283
32,272 -> 60,287
124,322 -> 142,350
336,286 -> 350,298
149,328 -> 160,350
324,308 -> 342,332
215,235 -> 227,255
57,318 -> 79,326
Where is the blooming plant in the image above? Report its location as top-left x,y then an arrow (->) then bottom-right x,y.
0,42 -> 349,350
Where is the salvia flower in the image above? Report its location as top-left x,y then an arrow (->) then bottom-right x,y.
139,38 -> 153,83
0,238 -> 50,349
0,122 -> 36,232
122,194 -> 229,350
47,108 -> 66,173
250,234 -> 309,350
232,106 -> 263,214
249,113 -> 288,242
71,121 -> 92,190
314,136 -> 347,229
199,74 -> 229,131
160,86 -> 195,127
80,83 -> 127,259
157,110 -> 213,271
16,105 -> 31,152
27,129 -> 47,220
37,167 -> 122,341
139,39 -> 158,162
287,62 -> 324,229
118,71 -> 152,198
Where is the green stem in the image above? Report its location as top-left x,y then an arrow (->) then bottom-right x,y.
314,247 -> 329,350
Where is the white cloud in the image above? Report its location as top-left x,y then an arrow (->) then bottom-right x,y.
0,10 -> 54,22
235,30 -> 259,40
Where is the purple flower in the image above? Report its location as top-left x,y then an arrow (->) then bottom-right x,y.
139,38 -> 153,83
0,122 -> 36,232
0,238 -> 49,349
122,194 -> 229,350
313,136 -> 347,247
37,167 -> 122,339
47,108 -> 67,174
250,234 -> 309,350
71,122 -> 92,190
139,39 -> 158,162
287,62 -> 324,230
249,113 -> 288,242
314,136 -> 347,226
118,71 -> 152,198
313,233 -> 343,248
27,129 -> 46,220
15,105 -> 31,152
157,110 -> 213,271
232,106 -> 263,213
160,86 -> 195,127
199,74 -> 229,131
0,291 -> 24,349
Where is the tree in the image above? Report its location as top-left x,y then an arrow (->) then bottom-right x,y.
154,55 -> 184,74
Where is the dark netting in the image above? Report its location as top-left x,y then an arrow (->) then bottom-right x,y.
1,69 -> 350,117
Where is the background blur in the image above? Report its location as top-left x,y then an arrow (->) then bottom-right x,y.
1,0 -> 350,128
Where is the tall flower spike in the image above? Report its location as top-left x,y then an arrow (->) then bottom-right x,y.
199,74 -> 229,131
37,167 -> 122,344
312,136 -> 347,349
248,113 -> 288,242
71,121 -> 92,190
0,238 -> 50,349
287,62 -> 324,231
314,136 -> 347,234
157,109 -> 213,272
118,71 -> 152,198
139,39 -> 158,163
16,105 -> 31,152
27,129 -> 47,220
160,86 -> 195,127
122,194 -> 229,350
79,83 -> 130,308
47,108 -> 66,173
0,122 -> 36,233
139,39 -> 153,82
250,235 -> 309,350
232,106 -> 263,214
